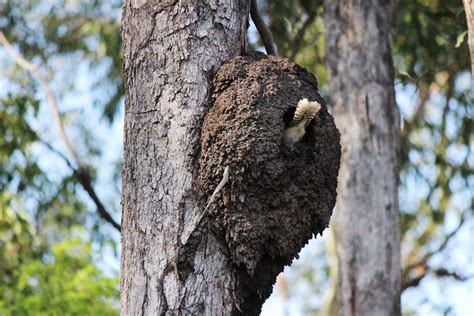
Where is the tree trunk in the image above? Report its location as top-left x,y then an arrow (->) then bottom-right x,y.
120,1 -> 249,314
463,0 -> 474,77
324,1 -> 401,315
121,1 -> 341,314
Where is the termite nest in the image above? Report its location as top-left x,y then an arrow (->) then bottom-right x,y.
197,52 -> 341,307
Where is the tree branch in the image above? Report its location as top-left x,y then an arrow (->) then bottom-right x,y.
74,167 -> 121,232
0,30 -> 83,167
402,266 -> 472,291
433,268 -> 470,281
288,0 -> 322,60
400,82 -> 430,140
250,0 -> 277,56
40,140 -> 121,232
0,30 -> 120,232
402,209 -> 470,290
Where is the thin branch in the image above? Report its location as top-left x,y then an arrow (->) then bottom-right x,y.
395,61 -> 456,87
401,83 -> 430,140
433,268 -> 471,281
205,166 -> 230,212
289,5 -> 319,60
0,30 -> 83,167
402,209 -> 470,290
407,210 -> 468,272
402,266 -> 472,291
0,31 -> 120,232
250,0 -> 277,56
180,166 -> 230,246
74,167 -> 121,232
40,140 -> 121,232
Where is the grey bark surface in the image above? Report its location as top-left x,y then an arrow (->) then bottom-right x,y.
121,1 -> 341,315
463,0 -> 474,77
121,1 -> 249,315
324,1 -> 402,315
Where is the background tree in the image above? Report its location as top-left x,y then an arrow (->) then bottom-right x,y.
324,0 -> 401,314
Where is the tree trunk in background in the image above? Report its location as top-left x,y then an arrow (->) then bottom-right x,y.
120,1 -> 248,314
463,0 -> 474,77
324,1 -> 401,315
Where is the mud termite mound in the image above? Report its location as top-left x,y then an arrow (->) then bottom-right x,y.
197,53 -> 341,311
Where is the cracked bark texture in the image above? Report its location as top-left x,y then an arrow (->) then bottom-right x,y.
120,0 -> 250,315
324,1 -> 402,315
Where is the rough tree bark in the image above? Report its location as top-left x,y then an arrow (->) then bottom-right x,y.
463,0 -> 474,77
120,1 -> 249,314
120,1 -> 341,315
324,1 -> 402,315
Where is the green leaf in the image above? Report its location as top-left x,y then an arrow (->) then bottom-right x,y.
455,30 -> 467,48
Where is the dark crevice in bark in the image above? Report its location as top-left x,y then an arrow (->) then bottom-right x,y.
349,264 -> 357,316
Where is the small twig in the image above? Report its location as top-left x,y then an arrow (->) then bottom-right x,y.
74,167 -> 121,232
0,30 -> 83,167
402,265 -> 472,291
180,166 -> 230,246
40,140 -> 121,232
289,10 -> 317,60
433,268 -> 470,281
402,209 -> 470,290
250,0 -> 277,56
205,166 -> 230,212
404,210 -> 468,273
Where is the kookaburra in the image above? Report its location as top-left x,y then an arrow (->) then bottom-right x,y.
283,98 -> 321,145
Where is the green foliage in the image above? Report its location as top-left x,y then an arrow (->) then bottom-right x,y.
394,0 -> 473,281
0,94 -> 91,243
0,195 -> 36,288
0,190 -> 118,315
0,215 -> 119,315
0,0 -> 123,237
394,0 -> 469,79
0,1 -> 121,313
266,0 -> 327,88
0,94 -> 40,192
